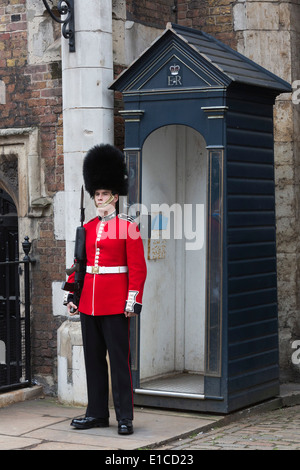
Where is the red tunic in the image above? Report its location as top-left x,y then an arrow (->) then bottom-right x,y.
68,213 -> 147,316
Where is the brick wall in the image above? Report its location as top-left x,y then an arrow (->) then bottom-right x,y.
0,0 -> 64,389
113,64 -> 126,151
177,0 -> 236,48
125,0 -> 236,48
126,0 -> 177,28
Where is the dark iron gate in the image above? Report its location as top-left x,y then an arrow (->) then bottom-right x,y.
0,189 -> 34,392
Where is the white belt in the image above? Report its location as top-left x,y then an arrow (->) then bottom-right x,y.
86,266 -> 128,274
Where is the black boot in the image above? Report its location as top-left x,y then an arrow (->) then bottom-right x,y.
118,419 -> 134,435
71,416 -> 109,429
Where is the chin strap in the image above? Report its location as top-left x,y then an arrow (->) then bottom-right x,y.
95,193 -> 115,208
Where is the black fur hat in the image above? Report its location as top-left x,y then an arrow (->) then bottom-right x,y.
83,144 -> 128,197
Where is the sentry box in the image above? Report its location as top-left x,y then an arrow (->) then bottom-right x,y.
111,23 -> 291,413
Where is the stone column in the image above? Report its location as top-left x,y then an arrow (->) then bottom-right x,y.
62,0 -> 114,263
57,0 -> 114,405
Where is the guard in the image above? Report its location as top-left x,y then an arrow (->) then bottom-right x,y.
66,144 -> 147,435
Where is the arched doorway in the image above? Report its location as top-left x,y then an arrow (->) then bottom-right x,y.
0,188 -> 19,388
0,188 -> 18,263
138,125 -> 207,396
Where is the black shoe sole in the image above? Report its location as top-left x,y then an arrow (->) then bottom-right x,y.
71,421 -> 109,430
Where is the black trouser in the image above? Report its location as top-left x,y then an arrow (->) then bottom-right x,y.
80,312 -> 134,422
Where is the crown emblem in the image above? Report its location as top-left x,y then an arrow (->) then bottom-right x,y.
170,64 -> 180,75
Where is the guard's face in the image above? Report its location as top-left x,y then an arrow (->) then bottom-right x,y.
94,189 -> 118,208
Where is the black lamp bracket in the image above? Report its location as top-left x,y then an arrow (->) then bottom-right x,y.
42,0 -> 75,52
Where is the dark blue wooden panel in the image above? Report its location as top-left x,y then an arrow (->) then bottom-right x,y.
228,195 -> 275,211
228,288 -> 277,311
228,212 -> 275,227
226,95 -> 279,410
229,303 -> 277,328
228,227 -> 275,243
227,128 -> 274,148
228,318 -> 278,343
228,242 -> 276,260
226,111 -> 273,133
228,258 -> 277,277
227,145 -> 274,164
227,161 -> 274,179
228,272 -> 277,295
228,350 -> 278,377
227,178 -> 275,195
228,334 -> 278,361
228,365 -> 279,394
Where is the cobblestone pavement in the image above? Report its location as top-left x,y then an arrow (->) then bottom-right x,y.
157,404 -> 300,450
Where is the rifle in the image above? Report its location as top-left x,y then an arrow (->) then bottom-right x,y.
62,186 -> 86,313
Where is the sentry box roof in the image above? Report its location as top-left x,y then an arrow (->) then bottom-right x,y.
111,23 -> 291,95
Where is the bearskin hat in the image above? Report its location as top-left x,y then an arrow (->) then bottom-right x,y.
83,144 -> 128,197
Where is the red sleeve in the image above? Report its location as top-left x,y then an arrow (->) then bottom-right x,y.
124,222 -> 147,314
67,269 -> 75,285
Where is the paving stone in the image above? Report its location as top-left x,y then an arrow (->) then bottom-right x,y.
157,404 -> 300,450
0,385 -> 300,450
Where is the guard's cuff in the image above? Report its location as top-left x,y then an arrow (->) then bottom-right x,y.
125,290 -> 142,314
63,292 -> 74,306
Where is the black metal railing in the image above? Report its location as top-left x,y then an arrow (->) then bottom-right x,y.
0,236 -> 34,393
